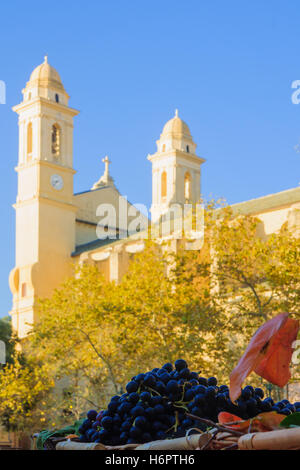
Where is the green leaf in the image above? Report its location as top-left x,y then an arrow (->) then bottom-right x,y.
280,412 -> 300,428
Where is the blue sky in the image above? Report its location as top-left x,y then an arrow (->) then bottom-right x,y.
0,0 -> 300,317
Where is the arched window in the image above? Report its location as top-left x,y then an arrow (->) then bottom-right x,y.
21,283 -> 27,298
161,171 -> 167,199
55,93 -> 59,103
162,144 -> 166,152
27,122 -> 32,158
184,172 -> 191,200
51,124 -> 61,159
186,145 -> 190,153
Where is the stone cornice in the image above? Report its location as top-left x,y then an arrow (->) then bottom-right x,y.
14,195 -> 77,212
15,159 -> 76,174
13,97 -> 79,117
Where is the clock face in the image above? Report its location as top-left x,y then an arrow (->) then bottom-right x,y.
50,174 -> 64,191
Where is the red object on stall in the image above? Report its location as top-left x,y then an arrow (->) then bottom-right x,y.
229,313 -> 299,402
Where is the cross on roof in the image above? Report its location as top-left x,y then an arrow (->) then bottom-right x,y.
102,155 -> 111,175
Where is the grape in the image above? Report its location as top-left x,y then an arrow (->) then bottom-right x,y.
128,392 -> 140,404
207,377 -> 218,386
241,388 -> 251,400
145,407 -> 155,419
261,399 -> 272,412
153,420 -> 163,431
153,404 -> 165,415
135,373 -> 145,383
140,391 -> 151,402
162,363 -> 173,372
254,387 -> 264,399
87,409 -> 98,421
150,395 -> 163,405
166,380 -> 178,394
126,381 -> 139,393
160,373 -> 171,384
182,418 -> 193,429
216,393 -> 227,407
129,426 -> 141,439
281,408 -> 292,415
174,359 -> 188,371
96,411 -> 104,421
195,385 -> 206,394
108,401 -> 118,413
121,419 -> 132,431
287,404 -> 296,413
118,401 -> 131,415
78,358 -> 300,446
184,389 -> 196,401
189,379 -> 199,387
179,367 -> 190,379
156,430 -> 166,440
265,397 -> 274,406
78,418 -> 92,434
113,414 -> 121,426
127,438 -> 137,444
120,432 -> 128,444
198,377 -> 208,386
86,429 -> 95,441
111,395 -> 120,402
135,416 -> 148,429
101,416 -> 113,430
190,372 -> 199,380
205,386 -> 216,398
191,406 -> 203,417
244,385 -> 254,396
130,405 -> 145,417
142,432 -> 152,442
143,374 -> 156,387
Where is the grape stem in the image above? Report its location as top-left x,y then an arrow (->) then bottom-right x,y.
173,402 -> 189,411
199,429 -> 219,450
145,386 -> 160,396
185,413 -> 244,436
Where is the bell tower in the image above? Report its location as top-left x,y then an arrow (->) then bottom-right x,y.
9,57 -> 79,338
148,110 -> 205,223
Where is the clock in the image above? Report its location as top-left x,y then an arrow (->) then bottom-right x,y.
50,174 -> 64,190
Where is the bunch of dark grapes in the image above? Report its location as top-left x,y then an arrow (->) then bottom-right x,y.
78,359 -> 300,445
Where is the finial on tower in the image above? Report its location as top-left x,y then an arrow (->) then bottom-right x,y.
44,54 -> 48,64
175,109 -> 179,117
92,156 -> 114,190
102,155 -> 111,176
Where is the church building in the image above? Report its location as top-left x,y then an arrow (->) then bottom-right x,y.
9,58 -> 300,338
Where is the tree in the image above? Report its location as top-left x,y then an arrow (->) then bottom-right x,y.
109,241 -> 224,376
0,354 -> 54,432
30,264 -> 124,419
173,204 -> 300,381
0,316 -> 16,364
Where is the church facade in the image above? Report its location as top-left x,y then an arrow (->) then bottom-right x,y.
9,58 -> 300,339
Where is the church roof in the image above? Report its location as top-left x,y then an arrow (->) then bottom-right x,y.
231,186 -> 300,215
71,237 -> 119,257
27,56 -> 65,91
161,109 -> 192,140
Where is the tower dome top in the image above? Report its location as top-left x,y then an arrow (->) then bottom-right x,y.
161,109 -> 192,139
27,56 -> 65,91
